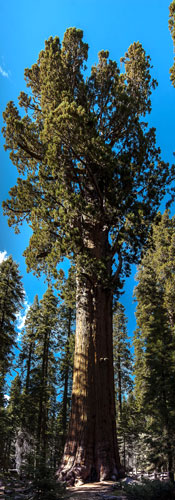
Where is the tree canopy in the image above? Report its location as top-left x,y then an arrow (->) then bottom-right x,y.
2,28 -> 173,290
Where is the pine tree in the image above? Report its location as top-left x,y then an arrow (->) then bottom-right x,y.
18,295 -> 40,433
113,303 -> 133,471
4,374 -> 23,471
113,303 -> 133,418
58,305 -> 75,448
2,29 -> 174,483
134,212 -> 175,475
35,287 -> 59,464
56,267 -> 75,449
17,289 -> 61,471
117,394 -> 143,473
21,296 -> 39,391
0,256 -> 24,405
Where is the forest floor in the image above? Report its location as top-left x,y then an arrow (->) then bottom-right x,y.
65,481 -> 127,500
0,476 -> 127,500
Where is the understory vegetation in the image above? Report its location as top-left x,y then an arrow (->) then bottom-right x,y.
120,479 -> 175,500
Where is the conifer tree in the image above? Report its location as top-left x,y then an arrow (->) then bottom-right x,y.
2,29 -> 174,483
134,212 -> 175,475
21,296 -> 39,391
17,289 -> 60,470
113,303 -> 133,418
57,267 -> 75,448
58,304 -> 75,447
35,287 -> 59,464
117,394 -> 142,472
113,303 -> 133,470
3,374 -> 22,470
0,256 -> 24,404
19,295 -> 40,436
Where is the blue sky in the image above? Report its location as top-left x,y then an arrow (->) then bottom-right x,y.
0,0 -> 175,338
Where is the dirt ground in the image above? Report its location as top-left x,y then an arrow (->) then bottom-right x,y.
0,478 -> 127,500
65,480 -> 127,500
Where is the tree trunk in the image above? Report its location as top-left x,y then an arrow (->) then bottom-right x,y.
117,353 -> 122,418
25,342 -> 33,392
37,331 -> 49,462
57,273 -> 121,485
62,308 -> 72,447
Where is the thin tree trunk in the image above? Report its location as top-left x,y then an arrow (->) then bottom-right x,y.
25,342 -> 33,392
62,308 -> 72,447
57,273 -> 121,485
117,353 -> 122,418
37,332 -> 48,461
42,337 -> 49,464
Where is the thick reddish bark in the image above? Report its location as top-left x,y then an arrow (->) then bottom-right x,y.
57,272 -> 121,485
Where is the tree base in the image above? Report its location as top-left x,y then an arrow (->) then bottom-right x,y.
57,458 -> 121,486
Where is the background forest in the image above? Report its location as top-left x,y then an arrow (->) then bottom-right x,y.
1,211 -> 175,478
0,2 -> 175,496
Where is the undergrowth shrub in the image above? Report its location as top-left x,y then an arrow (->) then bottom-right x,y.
121,479 -> 175,500
32,462 -> 65,500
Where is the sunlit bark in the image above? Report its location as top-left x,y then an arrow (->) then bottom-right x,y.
58,231 -> 121,484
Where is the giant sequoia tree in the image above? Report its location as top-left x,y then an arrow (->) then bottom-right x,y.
2,29 -> 174,483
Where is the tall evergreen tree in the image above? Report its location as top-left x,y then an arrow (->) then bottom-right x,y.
17,289 -> 60,470
3,374 -> 23,471
134,211 -> 175,475
19,295 -> 40,434
0,256 -> 24,404
113,303 -> 133,419
57,270 -> 75,449
113,303 -> 133,470
56,303 -> 75,456
2,29 -> 174,483
35,287 -> 59,464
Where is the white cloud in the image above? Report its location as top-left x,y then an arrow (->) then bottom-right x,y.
0,250 -> 8,263
0,65 -> 9,78
16,300 -> 30,338
4,394 -> 10,401
4,395 -> 10,407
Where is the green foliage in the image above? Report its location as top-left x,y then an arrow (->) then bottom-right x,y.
113,302 -> 133,412
133,211 -> 175,471
32,462 -> 65,500
5,279 -> 75,474
0,256 -> 24,468
2,29 -> 173,293
0,256 -> 24,398
113,303 -> 134,469
121,479 -> 175,500
8,374 -> 22,426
